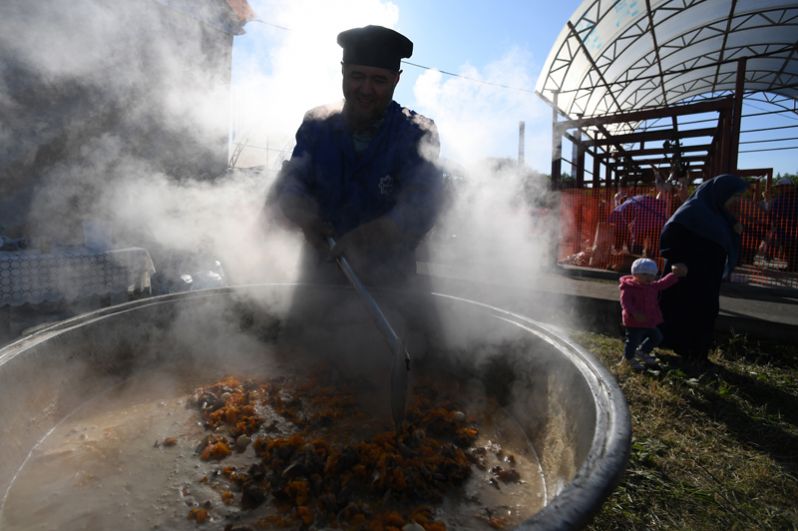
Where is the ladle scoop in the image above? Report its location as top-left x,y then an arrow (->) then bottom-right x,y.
326,237 -> 410,429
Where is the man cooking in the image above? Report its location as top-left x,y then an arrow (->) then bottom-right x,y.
265,25 -> 445,398
268,24 -> 444,286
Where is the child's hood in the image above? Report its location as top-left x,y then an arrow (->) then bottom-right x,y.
619,275 -> 644,287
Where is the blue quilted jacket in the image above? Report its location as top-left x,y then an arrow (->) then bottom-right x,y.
274,100 -> 443,241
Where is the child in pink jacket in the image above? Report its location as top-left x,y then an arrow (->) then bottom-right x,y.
619,258 -> 688,370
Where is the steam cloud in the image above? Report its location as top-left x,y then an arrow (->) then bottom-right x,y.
1,0 -> 570,326
233,0 -> 563,303
0,6 -> 580,517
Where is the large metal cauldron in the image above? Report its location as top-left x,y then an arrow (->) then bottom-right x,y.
0,284 -> 630,530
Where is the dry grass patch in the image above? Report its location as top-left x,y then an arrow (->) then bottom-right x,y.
573,330 -> 798,530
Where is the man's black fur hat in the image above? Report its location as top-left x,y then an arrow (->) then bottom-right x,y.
337,25 -> 413,71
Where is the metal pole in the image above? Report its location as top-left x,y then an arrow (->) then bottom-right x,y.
574,139 -> 585,188
551,91 -> 562,188
730,57 -> 747,173
592,151 -> 601,193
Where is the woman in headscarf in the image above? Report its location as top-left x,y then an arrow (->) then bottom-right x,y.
658,174 -> 749,370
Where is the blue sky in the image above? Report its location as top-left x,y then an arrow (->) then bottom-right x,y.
231,0 -> 797,176
375,0 -> 576,106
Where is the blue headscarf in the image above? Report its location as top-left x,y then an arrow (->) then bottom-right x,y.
661,174 -> 748,274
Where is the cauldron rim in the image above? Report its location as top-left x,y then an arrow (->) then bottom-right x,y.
0,283 -> 631,530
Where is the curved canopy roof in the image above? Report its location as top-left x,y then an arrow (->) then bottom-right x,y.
536,0 -> 798,120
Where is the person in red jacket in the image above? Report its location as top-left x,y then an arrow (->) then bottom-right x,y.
619,257 -> 688,370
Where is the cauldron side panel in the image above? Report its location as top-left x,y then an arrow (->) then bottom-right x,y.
429,293 -> 630,529
426,297 -> 600,502
508,350 -> 596,501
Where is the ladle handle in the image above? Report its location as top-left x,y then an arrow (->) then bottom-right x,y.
326,237 -> 410,428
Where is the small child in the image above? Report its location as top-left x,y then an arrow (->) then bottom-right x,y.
619,257 -> 688,370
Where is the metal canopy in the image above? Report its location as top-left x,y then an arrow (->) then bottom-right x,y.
536,0 -> 798,120
536,0 -> 798,187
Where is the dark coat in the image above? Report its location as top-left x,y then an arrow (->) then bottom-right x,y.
659,222 -> 726,358
658,174 -> 748,359
271,100 -> 444,283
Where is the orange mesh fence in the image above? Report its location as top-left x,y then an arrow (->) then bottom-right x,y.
558,185 -> 798,289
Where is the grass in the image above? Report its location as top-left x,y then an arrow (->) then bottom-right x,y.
571,330 -> 798,531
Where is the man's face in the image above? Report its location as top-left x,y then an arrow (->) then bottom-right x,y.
342,63 -> 400,127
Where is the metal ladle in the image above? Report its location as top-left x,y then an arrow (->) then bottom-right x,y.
326,236 -> 410,429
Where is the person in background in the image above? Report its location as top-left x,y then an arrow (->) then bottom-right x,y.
761,177 -> 798,271
267,24 -> 444,287
658,174 -> 749,372
662,168 -> 691,211
608,180 -> 669,256
619,257 -> 688,371
673,174 -> 691,206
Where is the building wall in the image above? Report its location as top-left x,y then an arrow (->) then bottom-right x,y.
0,0 -> 245,244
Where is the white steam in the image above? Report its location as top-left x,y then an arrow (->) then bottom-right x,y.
233,0 -> 560,296
409,46 -> 557,287
230,0 -> 400,168
413,47 -> 548,165
0,4 -> 587,500
1,0 -> 566,323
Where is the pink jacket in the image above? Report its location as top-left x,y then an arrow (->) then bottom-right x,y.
619,272 -> 680,328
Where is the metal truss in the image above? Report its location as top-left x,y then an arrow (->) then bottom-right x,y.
537,0 -> 798,120
538,0 -> 798,186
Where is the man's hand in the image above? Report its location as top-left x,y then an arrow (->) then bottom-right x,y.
671,263 -> 688,277
280,195 -> 333,251
331,216 -> 401,259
